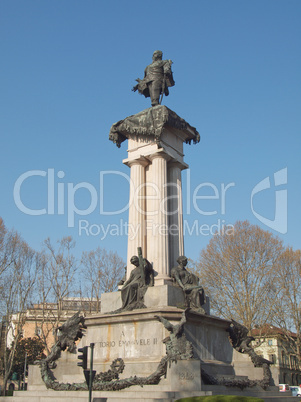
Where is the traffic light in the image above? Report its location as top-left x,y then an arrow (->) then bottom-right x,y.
84,369 -> 96,387
77,346 -> 88,370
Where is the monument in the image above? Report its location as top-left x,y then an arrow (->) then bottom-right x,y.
11,51 -> 287,402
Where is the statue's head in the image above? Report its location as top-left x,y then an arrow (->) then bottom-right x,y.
130,256 -> 139,266
153,50 -> 163,61
177,256 -> 188,266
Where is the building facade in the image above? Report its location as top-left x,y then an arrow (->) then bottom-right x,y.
5,298 -> 100,352
252,325 -> 301,386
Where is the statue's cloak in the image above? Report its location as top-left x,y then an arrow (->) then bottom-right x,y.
109,105 -> 200,148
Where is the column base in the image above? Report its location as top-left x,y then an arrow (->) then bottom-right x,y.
101,284 -> 185,312
154,276 -> 173,286
101,284 -> 210,314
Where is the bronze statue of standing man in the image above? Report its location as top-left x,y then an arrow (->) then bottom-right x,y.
132,50 -> 175,107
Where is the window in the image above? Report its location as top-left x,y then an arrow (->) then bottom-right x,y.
281,351 -> 286,367
269,354 -> 276,364
290,355 -> 298,370
268,339 -> 273,346
35,327 -> 42,336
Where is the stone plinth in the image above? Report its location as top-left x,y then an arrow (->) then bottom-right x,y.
101,284 -> 210,314
26,308 -> 232,392
44,308 -> 230,384
167,359 -> 202,392
232,349 -> 266,381
24,308 -> 283,402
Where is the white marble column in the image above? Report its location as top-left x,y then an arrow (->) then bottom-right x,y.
126,158 -> 148,277
148,153 -> 170,284
168,162 -> 184,269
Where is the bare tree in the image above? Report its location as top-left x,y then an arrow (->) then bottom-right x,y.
0,229 -> 39,395
33,237 -> 79,352
81,247 -> 125,312
272,247 -> 301,362
196,220 -> 284,330
0,218 -> 23,278
30,252 -> 55,355
0,218 -> 6,272
43,237 -> 79,304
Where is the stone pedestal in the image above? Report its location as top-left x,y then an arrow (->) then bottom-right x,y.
40,308 -> 232,384
101,284 -> 210,314
18,107 -> 282,402
25,308 -> 281,402
166,359 -> 202,392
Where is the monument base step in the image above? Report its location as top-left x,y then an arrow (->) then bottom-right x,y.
203,385 -> 299,401
5,388 -> 300,402
4,389 -> 212,402
214,374 -> 249,381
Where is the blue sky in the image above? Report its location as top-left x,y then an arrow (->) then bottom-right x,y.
1,0 -> 300,263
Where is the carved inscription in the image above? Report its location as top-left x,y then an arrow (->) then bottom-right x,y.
94,323 -> 163,360
98,338 -> 158,348
179,372 -> 194,381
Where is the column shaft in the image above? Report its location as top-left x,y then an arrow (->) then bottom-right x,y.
149,154 -> 170,283
168,163 -> 184,269
127,160 -> 147,277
